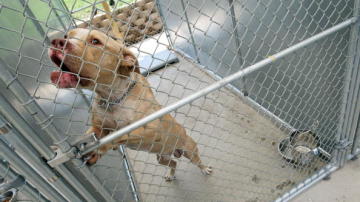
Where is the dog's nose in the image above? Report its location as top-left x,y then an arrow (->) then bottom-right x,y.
51,39 -> 66,49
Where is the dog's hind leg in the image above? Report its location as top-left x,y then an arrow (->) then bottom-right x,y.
157,155 -> 177,181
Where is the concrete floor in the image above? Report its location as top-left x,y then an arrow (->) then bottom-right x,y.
293,159 -> 360,202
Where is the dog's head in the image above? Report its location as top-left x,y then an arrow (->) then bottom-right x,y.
49,28 -> 139,89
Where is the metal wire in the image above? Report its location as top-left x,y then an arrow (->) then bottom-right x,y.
0,0 -> 358,201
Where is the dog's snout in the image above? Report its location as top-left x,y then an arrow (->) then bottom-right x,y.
51,38 -> 66,49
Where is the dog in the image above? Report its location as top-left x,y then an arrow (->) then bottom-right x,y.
48,28 -> 212,181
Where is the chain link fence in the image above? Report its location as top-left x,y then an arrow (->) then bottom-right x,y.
0,0 -> 359,201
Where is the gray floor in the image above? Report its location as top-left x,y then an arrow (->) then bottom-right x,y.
293,159 -> 360,202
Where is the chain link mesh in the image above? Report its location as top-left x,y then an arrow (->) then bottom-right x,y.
0,0 -> 356,201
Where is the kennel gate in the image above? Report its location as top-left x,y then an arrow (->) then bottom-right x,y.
0,0 -> 359,201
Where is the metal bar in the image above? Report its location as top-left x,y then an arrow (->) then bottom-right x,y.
0,116 -> 83,201
351,112 -> 360,154
0,160 -> 49,202
180,0 -> 201,63
336,0 -> 360,167
228,0 -> 247,95
0,138 -> 65,201
82,17 -> 358,155
0,61 -> 71,152
0,61 -> 114,202
0,95 -> 97,201
274,165 -> 338,202
118,146 -> 140,202
0,96 -> 53,159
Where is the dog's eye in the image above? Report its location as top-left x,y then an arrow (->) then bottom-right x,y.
64,34 -> 67,39
91,38 -> 101,45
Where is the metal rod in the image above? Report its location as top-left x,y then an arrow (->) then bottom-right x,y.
0,160 -> 49,202
0,61 -> 114,202
228,0 -> 247,95
274,165 -> 337,202
0,95 -> 97,201
118,145 -> 140,202
0,116 -> 84,201
82,17 -> 358,155
0,96 -> 53,159
337,0 -> 360,167
180,0 -> 201,63
351,112 -> 360,154
0,138 -> 65,201
0,61 -> 71,152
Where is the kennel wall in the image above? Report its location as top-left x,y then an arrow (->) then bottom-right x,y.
0,0 -> 359,201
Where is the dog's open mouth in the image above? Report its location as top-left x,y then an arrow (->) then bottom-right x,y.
50,51 -> 79,88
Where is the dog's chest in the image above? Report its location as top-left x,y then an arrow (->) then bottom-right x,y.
92,101 -> 137,129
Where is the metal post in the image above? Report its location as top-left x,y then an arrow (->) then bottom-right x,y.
0,116 -> 83,201
0,60 -> 115,202
180,0 -> 201,63
0,95 -> 97,201
336,0 -> 360,167
82,17 -> 357,155
0,160 -> 49,202
0,138 -> 65,201
118,146 -> 140,202
351,112 -> 360,154
228,0 -> 247,95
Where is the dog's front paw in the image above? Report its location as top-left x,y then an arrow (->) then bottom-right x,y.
83,152 -> 100,166
164,175 -> 176,182
201,166 -> 213,175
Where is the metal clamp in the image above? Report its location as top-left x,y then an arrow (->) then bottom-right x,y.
335,139 -> 353,150
47,146 -> 77,167
47,133 -> 98,167
0,175 -> 25,194
0,188 -> 17,202
0,175 -> 24,202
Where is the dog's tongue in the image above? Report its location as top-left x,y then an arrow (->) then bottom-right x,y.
51,71 -> 79,88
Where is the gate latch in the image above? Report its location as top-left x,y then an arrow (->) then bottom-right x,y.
47,133 -> 98,167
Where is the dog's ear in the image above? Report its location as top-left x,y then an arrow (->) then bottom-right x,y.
118,48 -> 140,76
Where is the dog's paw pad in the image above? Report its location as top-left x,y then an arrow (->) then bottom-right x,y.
164,175 -> 176,181
201,166 -> 213,175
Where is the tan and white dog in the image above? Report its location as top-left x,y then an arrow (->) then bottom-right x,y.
48,28 -> 212,181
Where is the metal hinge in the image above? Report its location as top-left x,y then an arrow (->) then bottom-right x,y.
47,133 -> 98,167
335,139 -> 353,150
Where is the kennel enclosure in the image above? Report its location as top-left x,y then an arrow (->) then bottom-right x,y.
0,0 -> 360,201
